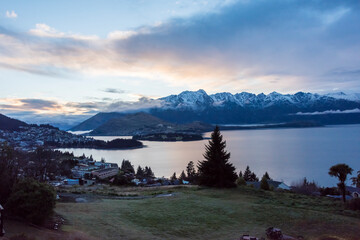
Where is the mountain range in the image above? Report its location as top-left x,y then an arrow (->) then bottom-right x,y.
160,90 -> 360,110
71,90 -> 360,132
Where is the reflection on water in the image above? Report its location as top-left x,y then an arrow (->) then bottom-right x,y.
60,124 -> 360,187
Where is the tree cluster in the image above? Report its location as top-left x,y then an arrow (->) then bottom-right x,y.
0,143 -> 69,223
136,165 -> 155,179
6,178 -> 56,224
121,159 -> 135,174
292,178 -> 319,195
239,166 -> 259,182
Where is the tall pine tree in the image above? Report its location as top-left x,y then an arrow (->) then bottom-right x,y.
186,161 -> 196,182
197,126 -> 237,188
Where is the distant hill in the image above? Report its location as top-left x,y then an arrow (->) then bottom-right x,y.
0,113 -> 28,131
89,112 -> 213,136
70,112 -> 125,131
89,112 -> 172,136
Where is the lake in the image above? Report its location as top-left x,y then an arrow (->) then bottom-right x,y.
60,124 -> 360,187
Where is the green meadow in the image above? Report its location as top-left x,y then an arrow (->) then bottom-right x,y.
7,185 -> 359,240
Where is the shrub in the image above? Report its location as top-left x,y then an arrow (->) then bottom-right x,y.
346,198 -> 360,211
6,178 -> 56,224
320,187 -> 340,196
112,172 -> 134,186
291,178 -> 319,195
236,177 -> 246,186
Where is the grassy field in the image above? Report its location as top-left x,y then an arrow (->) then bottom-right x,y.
4,185 -> 360,240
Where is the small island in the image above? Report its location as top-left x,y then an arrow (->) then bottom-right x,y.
133,133 -> 203,142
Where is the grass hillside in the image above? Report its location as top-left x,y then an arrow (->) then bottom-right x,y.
0,113 -> 27,131
6,185 -> 359,240
89,112 -> 213,136
69,112 -> 125,131
89,112 -> 171,136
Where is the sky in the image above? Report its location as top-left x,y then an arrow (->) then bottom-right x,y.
0,0 -> 360,127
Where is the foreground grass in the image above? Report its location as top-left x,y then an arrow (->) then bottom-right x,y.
52,186 -> 360,240
3,220 -> 95,240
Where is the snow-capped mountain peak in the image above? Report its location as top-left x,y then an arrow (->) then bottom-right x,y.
160,89 -> 214,109
325,92 -> 360,102
159,89 -> 360,110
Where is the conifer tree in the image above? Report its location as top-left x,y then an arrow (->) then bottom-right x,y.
197,126 -> 237,188
121,159 -> 135,174
144,166 -> 155,178
170,172 -> 177,181
250,172 -> 259,182
264,171 -> 271,180
179,170 -> 186,181
243,166 -> 259,182
186,161 -> 196,181
243,166 -> 252,181
260,174 -> 270,190
136,166 -> 144,179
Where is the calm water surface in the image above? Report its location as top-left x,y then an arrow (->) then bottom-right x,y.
60,125 -> 360,187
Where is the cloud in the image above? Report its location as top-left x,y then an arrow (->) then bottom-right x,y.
19,99 -> 60,110
0,96 -> 164,128
3,111 -> 91,130
0,99 -> 60,111
294,108 -> 360,115
5,10 -> 17,19
104,97 -> 163,113
107,30 -> 137,40
0,98 -> 93,129
103,88 -> 126,94
329,68 -> 360,76
0,98 -> 88,115
0,0 -> 360,93
29,23 -> 99,40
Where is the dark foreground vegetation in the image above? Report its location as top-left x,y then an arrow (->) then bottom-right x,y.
45,138 -> 143,149
0,143 -> 78,224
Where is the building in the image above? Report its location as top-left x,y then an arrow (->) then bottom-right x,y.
63,179 -> 80,185
246,180 -> 291,190
92,167 -> 119,180
346,186 -> 360,198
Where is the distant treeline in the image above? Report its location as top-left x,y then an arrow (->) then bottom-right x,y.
45,138 -> 143,149
133,132 -> 203,142
219,121 -> 322,131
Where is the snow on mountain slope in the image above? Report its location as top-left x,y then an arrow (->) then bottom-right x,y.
325,92 -> 360,102
161,89 -> 214,109
159,89 -> 360,110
